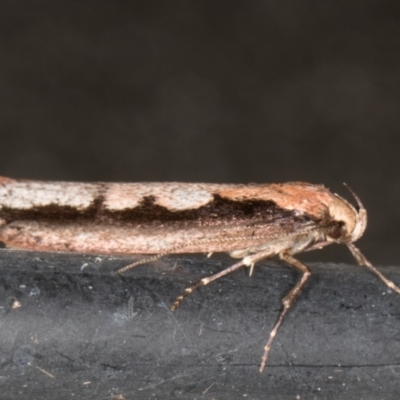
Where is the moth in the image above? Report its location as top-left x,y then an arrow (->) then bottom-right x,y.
0,176 -> 398,372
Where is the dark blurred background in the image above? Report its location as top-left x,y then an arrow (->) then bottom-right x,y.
1,1 -> 399,264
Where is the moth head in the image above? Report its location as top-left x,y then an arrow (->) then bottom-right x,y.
329,184 -> 367,244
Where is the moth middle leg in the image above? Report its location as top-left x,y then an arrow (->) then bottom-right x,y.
259,252 -> 311,372
171,258 -> 247,311
171,250 -> 311,373
171,249 -> 277,311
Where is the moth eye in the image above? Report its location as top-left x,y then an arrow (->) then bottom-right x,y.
327,221 -> 346,240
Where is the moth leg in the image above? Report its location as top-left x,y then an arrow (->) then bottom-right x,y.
259,252 -> 311,373
242,249 -> 276,277
172,249 -> 276,310
115,253 -> 166,274
248,263 -> 255,277
171,258 -> 246,311
347,243 -> 400,296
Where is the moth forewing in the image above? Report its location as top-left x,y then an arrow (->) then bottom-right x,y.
0,176 -> 398,372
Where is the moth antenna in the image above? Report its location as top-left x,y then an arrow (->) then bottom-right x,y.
343,182 -> 365,212
341,183 -> 367,242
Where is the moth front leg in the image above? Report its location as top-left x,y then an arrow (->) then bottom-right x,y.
347,243 -> 400,296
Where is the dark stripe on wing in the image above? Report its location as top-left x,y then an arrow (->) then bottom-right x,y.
0,194 -> 316,227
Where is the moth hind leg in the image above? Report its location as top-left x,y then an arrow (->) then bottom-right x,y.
115,253 -> 167,274
259,252 -> 311,372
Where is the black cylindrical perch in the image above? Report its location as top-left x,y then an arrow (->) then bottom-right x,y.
1,250 -> 400,399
